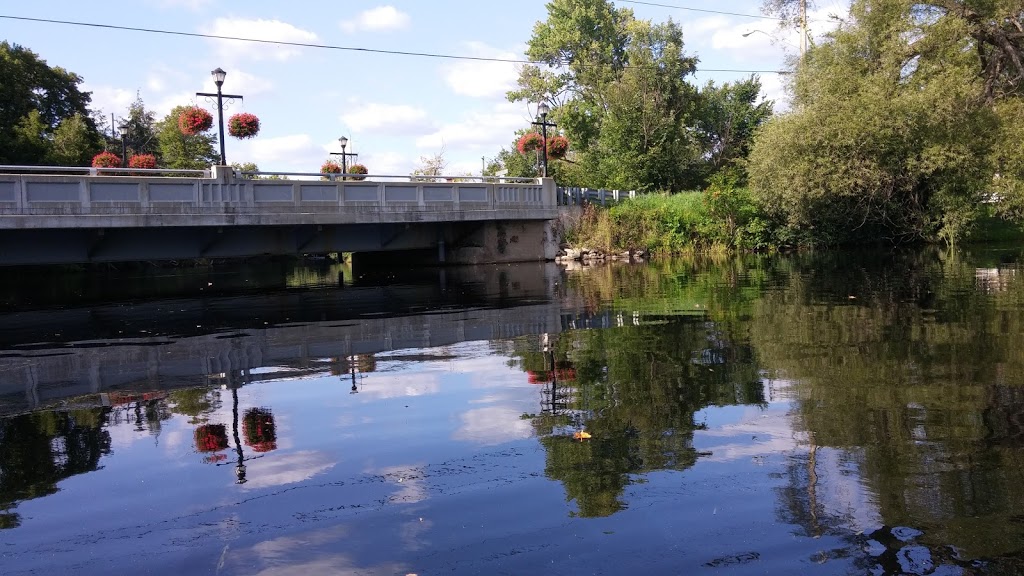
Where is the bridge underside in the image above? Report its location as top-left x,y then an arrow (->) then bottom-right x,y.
0,219 -> 558,266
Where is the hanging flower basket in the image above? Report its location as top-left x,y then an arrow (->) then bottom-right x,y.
242,408 -> 277,453
517,132 -> 545,154
179,106 -> 214,135
194,424 -> 229,453
321,160 -> 343,174
347,163 -> 368,181
91,151 -> 122,169
547,135 -> 570,159
128,154 -> 157,170
228,112 -> 260,139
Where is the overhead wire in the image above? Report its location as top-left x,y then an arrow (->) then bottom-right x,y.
0,14 -> 787,74
616,0 -> 784,21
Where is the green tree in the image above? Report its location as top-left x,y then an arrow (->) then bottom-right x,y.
748,0 -> 1008,246
0,41 -> 99,164
121,94 -> 160,160
157,105 -> 219,169
48,113 -> 101,165
694,77 -> 774,181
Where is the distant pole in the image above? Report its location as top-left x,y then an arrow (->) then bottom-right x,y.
800,0 -> 808,56
481,156 -> 485,176
330,136 -> 357,179
117,119 -> 129,166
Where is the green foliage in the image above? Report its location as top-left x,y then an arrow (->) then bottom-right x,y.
48,113 -> 101,165
157,105 -> 219,170
748,0 -> 1010,246
693,78 -> 774,181
0,41 -> 99,164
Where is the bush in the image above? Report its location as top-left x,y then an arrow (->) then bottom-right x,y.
347,163 -> 368,181
547,135 -> 569,159
517,132 -> 544,154
320,160 -> 342,174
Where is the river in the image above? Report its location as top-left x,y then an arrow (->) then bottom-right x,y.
1,249 -> 1023,575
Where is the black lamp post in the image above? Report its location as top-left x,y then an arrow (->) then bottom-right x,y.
117,119 -> 129,166
329,136 -> 358,178
531,102 -> 557,177
196,67 -> 243,166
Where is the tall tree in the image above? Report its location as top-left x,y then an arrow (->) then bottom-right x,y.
693,77 -> 774,180
156,105 -> 219,169
48,113 -> 101,165
0,41 -> 99,164
121,94 -> 160,160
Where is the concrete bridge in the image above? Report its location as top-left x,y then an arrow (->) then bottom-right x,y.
0,166 -> 559,266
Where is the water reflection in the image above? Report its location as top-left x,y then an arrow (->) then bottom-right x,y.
1,250 -> 1024,573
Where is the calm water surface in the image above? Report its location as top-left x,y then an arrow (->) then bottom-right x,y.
2,250 -> 1024,575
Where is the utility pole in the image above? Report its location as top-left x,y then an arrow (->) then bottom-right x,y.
800,0 -> 808,56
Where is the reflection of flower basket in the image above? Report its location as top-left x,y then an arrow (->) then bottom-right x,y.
243,408 -> 277,453
195,424 -> 229,452
517,132 -> 545,154
321,160 -> 343,174
179,107 -> 214,135
347,163 -> 368,181
92,151 -> 122,168
547,135 -> 570,159
228,113 -> 260,139
128,154 -> 157,169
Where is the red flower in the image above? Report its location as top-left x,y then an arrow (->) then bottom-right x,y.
228,112 -> 260,139
547,135 -> 570,159
195,424 -> 229,453
179,107 -> 214,135
128,154 -> 157,169
517,132 -> 545,154
91,151 -> 122,168
321,160 -> 343,174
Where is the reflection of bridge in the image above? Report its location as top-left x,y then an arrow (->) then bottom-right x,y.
0,303 -> 563,415
0,166 -> 558,266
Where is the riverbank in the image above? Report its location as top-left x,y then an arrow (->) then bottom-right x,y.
560,192 -> 1024,255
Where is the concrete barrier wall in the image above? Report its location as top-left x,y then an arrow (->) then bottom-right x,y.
0,170 -> 557,229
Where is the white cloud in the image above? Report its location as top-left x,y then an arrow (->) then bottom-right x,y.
235,134 -> 328,171
359,151 -> 410,175
203,18 -> 319,62
84,84 -> 136,116
340,5 -> 411,33
340,102 -> 436,136
416,101 -> 531,152
442,42 -> 521,98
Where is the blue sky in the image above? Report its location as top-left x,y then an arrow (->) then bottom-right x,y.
1,1 -> 847,175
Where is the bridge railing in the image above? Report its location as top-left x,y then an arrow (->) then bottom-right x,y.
558,186 -> 637,206
0,165 -> 557,228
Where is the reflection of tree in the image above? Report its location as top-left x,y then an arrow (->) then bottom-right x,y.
517,301 -> 766,517
751,250 -> 1024,568
0,409 -> 111,529
168,387 -> 222,424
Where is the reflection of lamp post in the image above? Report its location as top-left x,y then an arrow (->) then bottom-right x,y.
231,387 -> 246,484
196,68 -> 243,165
531,102 -> 557,178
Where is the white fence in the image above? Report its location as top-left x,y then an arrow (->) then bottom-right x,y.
558,187 -> 637,206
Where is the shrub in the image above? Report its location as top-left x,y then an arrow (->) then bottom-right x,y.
228,112 -> 260,139
91,151 -> 122,168
178,107 -> 213,135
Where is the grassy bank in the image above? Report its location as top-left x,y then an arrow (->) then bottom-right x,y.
563,186 -> 778,255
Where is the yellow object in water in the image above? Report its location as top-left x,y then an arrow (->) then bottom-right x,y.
573,431 -> 592,441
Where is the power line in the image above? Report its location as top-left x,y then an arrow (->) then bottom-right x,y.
616,0 -> 785,21
0,14 -> 786,74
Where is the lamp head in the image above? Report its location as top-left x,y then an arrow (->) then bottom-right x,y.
538,102 -> 550,117
339,136 -> 349,149
211,67 -> 227,88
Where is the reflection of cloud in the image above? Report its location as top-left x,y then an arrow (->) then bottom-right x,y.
700,406 -> 796,462
453,406 -> 533,445
378,464 -> 429,504
356,373 -> 441,401
237,526 -> 411,575
241,450 -> 335,490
